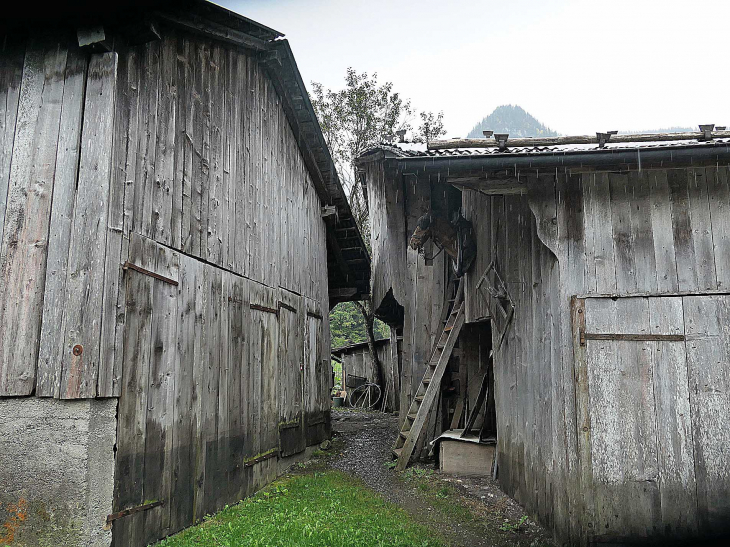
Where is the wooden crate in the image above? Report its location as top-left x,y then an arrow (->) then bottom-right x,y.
437,431 -> 495,477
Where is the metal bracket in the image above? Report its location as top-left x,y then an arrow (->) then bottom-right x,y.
122,261 -> 178,286
579,331 -> 685,346
494,133 -> 509,151
699,124 -> 715,141
106,500 -> 163,526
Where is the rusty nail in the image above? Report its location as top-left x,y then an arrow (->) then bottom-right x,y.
73,345 -> 83,356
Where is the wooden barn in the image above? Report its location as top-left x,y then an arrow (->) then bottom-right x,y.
0,2 -> 369,545
331,338 -> 399,411
358,129 -> 730,546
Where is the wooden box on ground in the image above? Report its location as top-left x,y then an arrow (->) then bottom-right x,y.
436,430 -> 495,477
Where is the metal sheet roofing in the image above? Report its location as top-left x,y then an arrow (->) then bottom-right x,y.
368,138 -> 730,160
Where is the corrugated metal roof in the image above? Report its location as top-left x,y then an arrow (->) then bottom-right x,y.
368,138 -> 730,160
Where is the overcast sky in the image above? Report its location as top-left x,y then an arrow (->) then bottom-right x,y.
218,0 -> 729,138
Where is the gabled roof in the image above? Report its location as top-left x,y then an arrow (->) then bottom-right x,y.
164,3 -> 371,304
14,0 -> 370,304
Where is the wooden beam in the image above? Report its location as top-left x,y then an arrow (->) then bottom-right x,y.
429,130 -> 730,151
155,11 -> 268,51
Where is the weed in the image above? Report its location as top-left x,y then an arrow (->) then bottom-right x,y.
499,515 -> 529,533
384,460 -> 397,470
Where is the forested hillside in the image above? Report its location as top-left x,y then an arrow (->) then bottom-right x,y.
467,105 -> 558,138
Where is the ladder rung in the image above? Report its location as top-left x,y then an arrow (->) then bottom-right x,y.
444,326 -> 454,332
407,413 -> 417,420
400,431 -> 408,439
393,448 -> 402,458
415,395 -> 424,403
423,377 -> 431,385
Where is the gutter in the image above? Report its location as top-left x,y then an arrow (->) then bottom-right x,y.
393,143 -> 730,175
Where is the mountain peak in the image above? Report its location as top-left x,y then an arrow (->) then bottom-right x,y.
467,105 -> 558,139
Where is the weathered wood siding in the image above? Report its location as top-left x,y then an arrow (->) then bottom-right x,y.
463,165 -> 730,545
338,341 -> 397,412
0,26 -> 334,546
365,164 -> 455,426
109,30 -> 332,545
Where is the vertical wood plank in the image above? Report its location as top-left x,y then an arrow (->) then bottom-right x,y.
228,274 -> 248,501
133,41 -> 160,241
171,254 -> 196,533
707,166 -> 730,289
629,171 -> 657,294
113,234 -> 155,547
649,171 -> 679,293
0,35 -> 24,250
151,34 -> 177,246
202,266 -> 222,511
687,168 -> 717,291
207,44 -> 223,265
683,294 -> 730,532
191,258 -> 209,522
58,52 -> 118,399
609,173 -> 637,294
592,173 -> 617,294
142,245 -> 179,543
36,49 -> 87,397
668,168 -> 698,292
648,296 -> 698,537
0,37 -> 67,396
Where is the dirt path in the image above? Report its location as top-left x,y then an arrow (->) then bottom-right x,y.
328,409 -> 554,547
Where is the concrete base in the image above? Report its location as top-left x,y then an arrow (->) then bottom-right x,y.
0,398 -> 117,547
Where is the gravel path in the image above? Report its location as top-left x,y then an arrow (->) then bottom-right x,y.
328,409 -> 554,547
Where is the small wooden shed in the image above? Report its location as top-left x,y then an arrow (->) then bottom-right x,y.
0,2 -> 369,546
331,338 -> 399,411
359,131 -> 730,546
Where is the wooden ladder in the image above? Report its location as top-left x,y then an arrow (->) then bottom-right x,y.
392,280 -> 466,471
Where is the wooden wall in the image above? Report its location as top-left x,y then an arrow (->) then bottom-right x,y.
0,27 -> 333,546
111,29 -> 332,545
463,165 -> 730,545
365,164 -> 456,425
338,341 -> 398,412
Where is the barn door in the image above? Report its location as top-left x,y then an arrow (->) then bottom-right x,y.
303,309 -> 327,445
574,295 -> 730,541
278,291 -> 305,457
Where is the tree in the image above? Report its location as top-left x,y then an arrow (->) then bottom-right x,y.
413,111 -> 446,145
313,69 -> 444,407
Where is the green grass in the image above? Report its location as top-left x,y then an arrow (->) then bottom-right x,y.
399,466 -> 474,523
155,470 -> 444,547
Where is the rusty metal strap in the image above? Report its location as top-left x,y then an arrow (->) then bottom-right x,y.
243,449 -> 279,468
122,261 -> 178,286
307,311 -> 323,320
278,301 -> 297,313
250,303 -> 278,315
106,500 -> 163,524
580,332 -> 685,346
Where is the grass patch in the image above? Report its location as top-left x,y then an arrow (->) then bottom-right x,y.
155,470 -> 444,547
398,466 -> 474,523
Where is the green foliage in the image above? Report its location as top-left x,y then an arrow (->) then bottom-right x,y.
500,515 -> 529,533
330,301 -> 389,350
383,460 -> 397,470
156,470 -> 444,547
467,105 -> 558,139
413,111 -> 447,145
